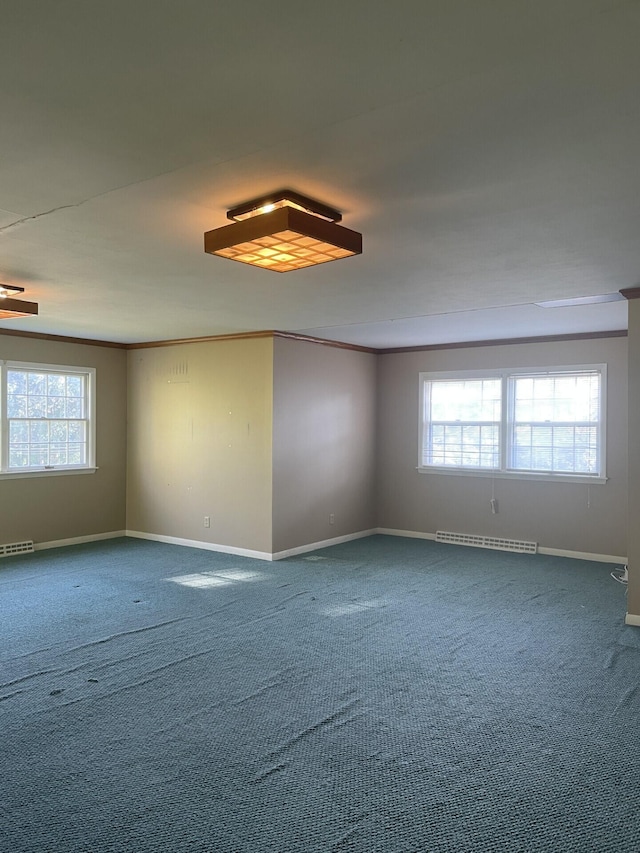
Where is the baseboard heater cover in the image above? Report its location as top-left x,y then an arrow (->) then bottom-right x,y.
435,530 -> 537,554
0,540 -> 34,557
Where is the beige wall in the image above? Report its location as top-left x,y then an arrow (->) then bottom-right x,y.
272,337 -> 377,553
0,334 -> 127,544
377,337 -> 627,558
126,337 -> 273,554
626,302 -> 640,615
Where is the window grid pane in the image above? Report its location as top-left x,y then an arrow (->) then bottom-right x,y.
430,378 -> 502,422
7,369 -> 88,470
509,423 -> 598,474
424,378 -> 501,469
509,373 -> 600,475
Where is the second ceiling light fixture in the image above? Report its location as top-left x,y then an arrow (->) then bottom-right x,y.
0,283 -> 38,320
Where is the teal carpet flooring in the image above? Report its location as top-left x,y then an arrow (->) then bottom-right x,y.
0,535 -> 638,852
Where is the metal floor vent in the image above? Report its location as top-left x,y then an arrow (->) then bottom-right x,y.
0,540 -> 34,557
435,530 -> 537,555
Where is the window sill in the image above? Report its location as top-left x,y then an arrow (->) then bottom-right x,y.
416,466 -> 607,485
0,467 -> 98,481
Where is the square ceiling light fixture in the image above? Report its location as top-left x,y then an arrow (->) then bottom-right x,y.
0,283 -> 38,320
204,190 -> 362,272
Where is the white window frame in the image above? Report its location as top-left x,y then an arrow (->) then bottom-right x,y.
0,360 -> 97,480
418,364 -> 607,484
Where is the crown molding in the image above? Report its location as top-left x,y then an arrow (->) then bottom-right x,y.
126,330 -> 275,349
0,326 -> 126,348
620,288 -> 640,301
273,331 -> 376,353
378,329 -> 628,354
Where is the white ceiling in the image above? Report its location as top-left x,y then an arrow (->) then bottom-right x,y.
0,0 -> 637,348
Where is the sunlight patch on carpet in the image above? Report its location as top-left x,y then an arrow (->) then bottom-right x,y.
321,600 -> 386,616
210,570 -> 266,582
166,573 -> 234,588
166,569 -> 269,588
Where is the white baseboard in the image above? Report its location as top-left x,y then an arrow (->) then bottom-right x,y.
272,529 -> 378,560
375,527 -> 625,564
125,530 -> 273,562
35,530 -> 127,551
625,613 -> 640,627
376,528 -> 437,541
30,526 -> 627,569
538,546 -> 627,564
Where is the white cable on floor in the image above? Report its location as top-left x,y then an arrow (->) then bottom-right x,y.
610,565 -> 628,585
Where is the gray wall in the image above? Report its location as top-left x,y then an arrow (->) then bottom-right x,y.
626,302 -> 640,616
272,337 -> 377,553
126,337 -> 274,554
0,335 -> 127,544
377,336 -> 627,558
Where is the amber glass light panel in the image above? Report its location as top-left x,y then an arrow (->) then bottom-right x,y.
213,229 -> 356,272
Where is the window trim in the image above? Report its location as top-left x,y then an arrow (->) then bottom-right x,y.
418,364 -> 607,484
0,360 -> 97,479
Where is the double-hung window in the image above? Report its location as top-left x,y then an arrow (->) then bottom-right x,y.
0,361 -> 96,477
419,365 -> 606,482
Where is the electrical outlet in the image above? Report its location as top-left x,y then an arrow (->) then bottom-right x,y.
329,513 -> 335,525
203,516 -> 210,528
